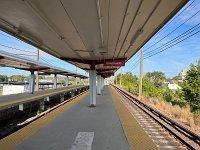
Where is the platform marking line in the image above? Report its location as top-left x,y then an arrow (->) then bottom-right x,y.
71,132 -> 94,150
0,86 -> 84,108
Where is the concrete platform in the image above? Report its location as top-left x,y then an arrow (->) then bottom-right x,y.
0,85 -> 158,150
10,86 -> 129,150
0,85 -> 87,108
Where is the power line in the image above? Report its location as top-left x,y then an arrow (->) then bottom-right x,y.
144,23 -> 200,58
151,0 -> 196,39
0,35 -> 85,73
0,42 -> 60,66
144,29 -> 200,59
125,0 -> 200,70
145,3 -> 200,51
14,54 -> 36,57
0,45 -> 55,66
129,59 -> 140,72
125,52 -> 140,71
127,25 -> 200,73
0,43 -> 36,54
39,56 -> 55,66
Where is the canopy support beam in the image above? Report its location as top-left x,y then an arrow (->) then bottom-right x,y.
89,68 -> 96,107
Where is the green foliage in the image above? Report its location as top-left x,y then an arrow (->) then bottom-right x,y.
114,63 -> 199,115
9,75 -> 28,81
142,77 -> 163,97
39,76 -> 45,79
162,88 -> 186,107
173,76 -> 179,81
45,76 -> 53,80
145,71 -> 166,87
173,90 -> 187,107
0,75 -> 8,82
182,59 -> 200,114
114,72 -> 139,94
163,88 -> 173,102
58,79 -> 65,84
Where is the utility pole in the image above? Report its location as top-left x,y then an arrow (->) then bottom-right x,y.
120,67 -> 122,87
139,47 -> 143,98
75,67 -> 77,85
116,74 -> 118,85
36,48 -> 39,91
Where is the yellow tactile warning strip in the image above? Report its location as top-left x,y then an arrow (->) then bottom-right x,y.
0,86 -> 84,108
0,91 -> 89,150
108,86 -> 158,150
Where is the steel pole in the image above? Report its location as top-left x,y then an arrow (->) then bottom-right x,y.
36,48 -> 39,91
120,67 -> 122,87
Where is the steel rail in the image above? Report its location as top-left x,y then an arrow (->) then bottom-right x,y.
0,86 -> 89,140
111,84 -> 200,150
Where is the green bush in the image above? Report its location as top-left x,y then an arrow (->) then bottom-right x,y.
163,89 -> 173,102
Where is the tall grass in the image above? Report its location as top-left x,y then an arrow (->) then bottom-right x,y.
121,85 -> 200,134
141,96 -> 200,134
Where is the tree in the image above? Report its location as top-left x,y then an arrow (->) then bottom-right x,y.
142,76 -> 163,97
173,76 -> 179,81
9,75 -> 28,81
182,59 -> 200,114
39,76 -> 45,79
145,71 -> 166,87
121,72 -> 138,84
163,88 -> 174,102
173,90 -> 186,107
0,75 -> 8,82
114,72 -> 139,94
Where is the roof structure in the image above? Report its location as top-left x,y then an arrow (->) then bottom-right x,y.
0,50 -> 88,79
0,0 -> 188,77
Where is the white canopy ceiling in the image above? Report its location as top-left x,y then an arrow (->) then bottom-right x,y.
0,0 -> 188,76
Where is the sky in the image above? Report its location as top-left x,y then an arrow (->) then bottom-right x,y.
122,0 -> 200,78
0,32 -> 87,77
0,0 -> 200,78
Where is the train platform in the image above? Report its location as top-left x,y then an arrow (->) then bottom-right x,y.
0,85 -> 87,108
0,85 -> 158,150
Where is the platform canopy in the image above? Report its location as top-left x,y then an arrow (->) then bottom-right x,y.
0,50 -> 88,79
0,0 -> 188,77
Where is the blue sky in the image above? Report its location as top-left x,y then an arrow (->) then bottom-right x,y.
0,0 -> 200,78
122,0 -> 200,78
0,32 -> 86,77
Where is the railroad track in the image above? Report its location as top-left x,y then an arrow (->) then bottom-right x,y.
111,84 -> 200,150
0,89 -> 89,140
